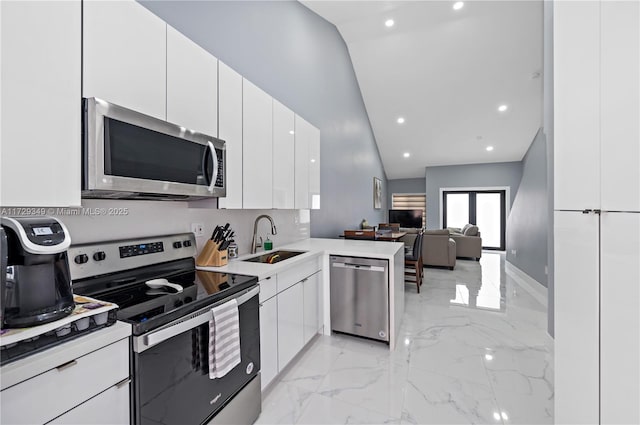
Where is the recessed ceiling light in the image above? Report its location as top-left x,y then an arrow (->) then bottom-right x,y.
486,146 -> 494,151
289,130 -> 295,135
453,2 -> 464,10
310,159 -> 316,163
396,117 -> 405,124
498,104 -> 508,112
403,152 -> 410,158
385,19 -> 395,27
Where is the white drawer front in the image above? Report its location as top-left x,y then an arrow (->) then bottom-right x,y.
50,379 -> 130,425
1,338 -> 129,425
277,258 -> 320,293
258,275 -> 278,303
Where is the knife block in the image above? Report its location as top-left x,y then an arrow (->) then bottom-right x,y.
196,240 -> 228,267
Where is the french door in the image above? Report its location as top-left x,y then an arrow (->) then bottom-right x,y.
442,190 -> 506,250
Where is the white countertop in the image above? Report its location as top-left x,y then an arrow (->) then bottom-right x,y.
198,237 -> 404,279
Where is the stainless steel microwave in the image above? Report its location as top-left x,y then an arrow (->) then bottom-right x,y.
82,97 -> 225,200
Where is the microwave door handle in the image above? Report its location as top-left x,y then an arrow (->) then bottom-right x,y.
207,141 -> 218,193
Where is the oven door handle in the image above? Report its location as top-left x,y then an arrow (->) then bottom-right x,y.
136,286 -> 259,352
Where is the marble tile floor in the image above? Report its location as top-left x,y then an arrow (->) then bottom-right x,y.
256,252 -> 553,425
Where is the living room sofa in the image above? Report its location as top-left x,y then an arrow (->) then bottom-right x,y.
447,224 -> 482,261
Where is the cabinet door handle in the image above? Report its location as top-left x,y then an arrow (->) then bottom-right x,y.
56,360 -> 78,371
115,378 -> 131,389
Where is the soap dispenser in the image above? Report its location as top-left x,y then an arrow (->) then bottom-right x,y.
264,237 -> 273,251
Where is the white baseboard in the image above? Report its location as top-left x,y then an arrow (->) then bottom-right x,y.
505,261 -> 548,307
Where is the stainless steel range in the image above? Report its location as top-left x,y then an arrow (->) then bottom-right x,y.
69,233 -> 261,425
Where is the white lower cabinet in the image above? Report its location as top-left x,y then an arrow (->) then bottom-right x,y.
277,283 -> 304,371
1,337 -> 130,425
51,380 -> 130,425
259,296 -> 279,391
303,272 -> 320,345
258,258 -> 321,391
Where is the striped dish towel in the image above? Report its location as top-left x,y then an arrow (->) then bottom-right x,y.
208,299 -> 241,379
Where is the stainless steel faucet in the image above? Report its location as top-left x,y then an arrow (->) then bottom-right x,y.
251,215 -> 277,254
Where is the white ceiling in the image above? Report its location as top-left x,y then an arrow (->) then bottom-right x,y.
301,0 -> 543,179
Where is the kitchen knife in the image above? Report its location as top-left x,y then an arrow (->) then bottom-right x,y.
217,223 -> 230,242
210,226 -> 220,240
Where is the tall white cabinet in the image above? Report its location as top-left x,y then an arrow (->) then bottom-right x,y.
554,2 -> 640,424
1,0 -> 82,207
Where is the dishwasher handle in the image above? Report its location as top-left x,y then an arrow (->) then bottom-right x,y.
331,262 -> 386,273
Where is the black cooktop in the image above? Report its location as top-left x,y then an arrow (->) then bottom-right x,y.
73,258 -> 258,335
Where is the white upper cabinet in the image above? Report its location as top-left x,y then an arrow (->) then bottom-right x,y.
294,115 -> 311,209
166,25 -> 218,136
272,100 -> 295,209
553,1 -> 600,211
600,1 -> 640,212
308,125 -> 321,210
0,0 -> 81,207
218,62 -> 243,209
242,79 -> 273,209
83,0 -> 166,120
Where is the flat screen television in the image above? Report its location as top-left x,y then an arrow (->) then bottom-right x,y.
388,209 -> 423,229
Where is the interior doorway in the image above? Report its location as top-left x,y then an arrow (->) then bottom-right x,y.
442,189 -> 507,250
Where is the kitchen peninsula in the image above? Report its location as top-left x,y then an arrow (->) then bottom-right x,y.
198,237 -> 404,390
199,238 -> 405,346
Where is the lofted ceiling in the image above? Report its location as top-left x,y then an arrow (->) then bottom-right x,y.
301,0 -> 543,179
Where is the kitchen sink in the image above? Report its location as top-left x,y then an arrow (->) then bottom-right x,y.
243,250 -> 306,264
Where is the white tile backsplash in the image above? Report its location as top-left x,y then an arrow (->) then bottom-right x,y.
43,199 -> 310,255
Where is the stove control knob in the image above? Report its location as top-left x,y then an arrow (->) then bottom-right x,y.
173,241 -> 182,249
183,240 -> 192,247
74,254 -> 88,264
93,251 -> 106,261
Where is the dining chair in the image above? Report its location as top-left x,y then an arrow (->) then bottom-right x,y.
403,231 -> 424,293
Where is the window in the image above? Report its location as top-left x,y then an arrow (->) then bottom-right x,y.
391,193 -> 426,229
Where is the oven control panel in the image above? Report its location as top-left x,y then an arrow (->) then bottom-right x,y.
119,242 -> 164,258
68,233 -> 197,281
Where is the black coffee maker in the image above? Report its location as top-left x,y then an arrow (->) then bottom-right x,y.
1,216 -> 75,329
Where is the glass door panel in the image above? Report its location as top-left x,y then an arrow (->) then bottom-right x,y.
445,193 -> 469,229
476,193 -> 502,249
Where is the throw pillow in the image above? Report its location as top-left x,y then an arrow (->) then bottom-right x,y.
463,225 -> 479,236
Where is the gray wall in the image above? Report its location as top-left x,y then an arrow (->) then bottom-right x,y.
506,129 -> 548,286
424,162 -> 523,230
140,0 -> 388,238
387,178 -> 426,210
544,0 -> 555,337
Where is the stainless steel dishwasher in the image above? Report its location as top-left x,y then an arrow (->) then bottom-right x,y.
330,256 -> 389,343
